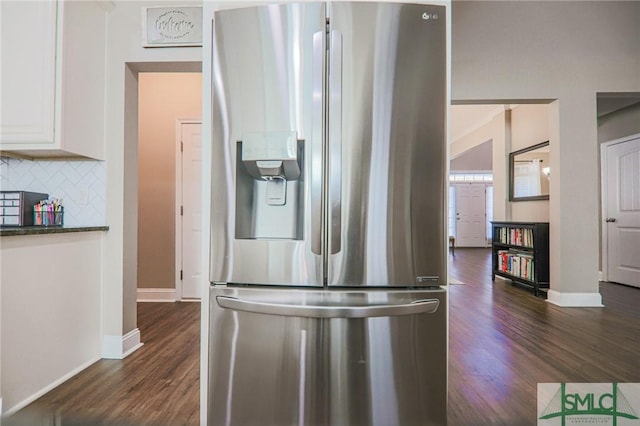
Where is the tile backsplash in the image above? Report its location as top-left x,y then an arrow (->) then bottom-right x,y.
0,157 -> 106,226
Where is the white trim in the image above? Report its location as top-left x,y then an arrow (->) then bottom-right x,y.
546,290 -> 604,307
601,132 -> 640,147
600,132 -> 640,283
176,120 -> 184,301
2,356 -> 101,416
137,288 -> 177,302
601,142 -> 611,281
102,328 -> 144,359
122,328 -> 144,357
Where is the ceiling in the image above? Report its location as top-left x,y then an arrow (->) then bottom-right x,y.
449,104 -> 507,172
449,104 -> 506,143
596,94 -> 640,117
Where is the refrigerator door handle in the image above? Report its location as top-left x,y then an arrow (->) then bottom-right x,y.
311,30 -> 325,256
328,29 -> 342,255
216,296 -> 439,318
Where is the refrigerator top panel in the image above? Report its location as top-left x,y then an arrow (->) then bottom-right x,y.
210,3 -> 447,288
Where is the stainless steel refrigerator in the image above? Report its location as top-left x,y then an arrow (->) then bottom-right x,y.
209,2 -> 447,425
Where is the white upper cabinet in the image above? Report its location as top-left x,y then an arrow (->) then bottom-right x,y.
0,1 -> 108,160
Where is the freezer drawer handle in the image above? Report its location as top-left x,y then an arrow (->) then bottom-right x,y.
216,296 -> 439,318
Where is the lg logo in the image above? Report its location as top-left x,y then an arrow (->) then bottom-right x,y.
422,12 -> 439,20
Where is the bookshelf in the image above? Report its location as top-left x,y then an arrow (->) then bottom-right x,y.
491,221 -> 550,297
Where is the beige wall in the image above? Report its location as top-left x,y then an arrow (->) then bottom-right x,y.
449,110 -> 510,220
104,0 -> 201,343
450,105 -> 553,222
510,104 -> 550,222
138,73 -> 202,289
452,1 -> 640,305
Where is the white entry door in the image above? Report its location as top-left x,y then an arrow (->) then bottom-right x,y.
178,121 -> 203,299
603,135 -> 640,288
455,183 -> 487,247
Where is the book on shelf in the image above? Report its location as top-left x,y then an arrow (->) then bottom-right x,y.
495,227 -> 534,248
496,249 -> 535,281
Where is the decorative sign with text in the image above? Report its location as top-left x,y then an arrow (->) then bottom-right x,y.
142,6 -> 202,47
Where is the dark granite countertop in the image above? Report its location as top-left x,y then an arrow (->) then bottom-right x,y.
0,225 -> 109,237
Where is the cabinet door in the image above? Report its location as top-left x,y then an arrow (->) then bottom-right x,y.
0,1 -> 57,143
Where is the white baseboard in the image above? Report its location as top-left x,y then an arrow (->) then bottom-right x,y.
546,290 -> 604,307
102,328 -> 143,359
137,288 -> 176,302
2,356 -> 100,416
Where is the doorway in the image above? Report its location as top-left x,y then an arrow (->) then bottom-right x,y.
601,133 -> 640,288
449,179 -> 493,248
137,72 -> 203,301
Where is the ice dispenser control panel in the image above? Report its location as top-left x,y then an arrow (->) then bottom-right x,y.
241,132 -> 300,206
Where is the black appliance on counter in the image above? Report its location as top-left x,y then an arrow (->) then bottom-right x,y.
0,191 -> 48,227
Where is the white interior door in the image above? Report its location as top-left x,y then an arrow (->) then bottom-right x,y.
604,135 -> 640,288
455,183 -> 487,247
178,121 -> 202,299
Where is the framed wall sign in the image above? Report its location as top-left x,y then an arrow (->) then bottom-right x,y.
142,6 -> 202,47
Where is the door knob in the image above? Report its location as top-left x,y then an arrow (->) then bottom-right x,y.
605,218 -> 616,223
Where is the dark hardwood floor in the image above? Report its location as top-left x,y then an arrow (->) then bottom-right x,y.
448,248 -> 640,425
6,302 -> 200,426
6,248 -> 640,425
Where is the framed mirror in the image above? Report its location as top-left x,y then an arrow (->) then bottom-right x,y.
509,141 -> 550,201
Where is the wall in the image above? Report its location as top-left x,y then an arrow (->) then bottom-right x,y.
450,105 -> 550,222
138,73 -> 202,290
103,1 -> 201,356
1,232 -> 103,414
510,104 -> 550,222
452,1 -> 640,306
0,157 -> 106,226
450,110 -> 510,221
450,140 -> 491,172
598,102 -> 640,144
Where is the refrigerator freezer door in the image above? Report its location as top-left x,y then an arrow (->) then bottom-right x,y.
208,286 -> 447,426
326,3 -> 448,287
210,4 -> 326,287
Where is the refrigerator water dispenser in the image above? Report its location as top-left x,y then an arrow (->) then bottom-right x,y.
235,131 -> 304,240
